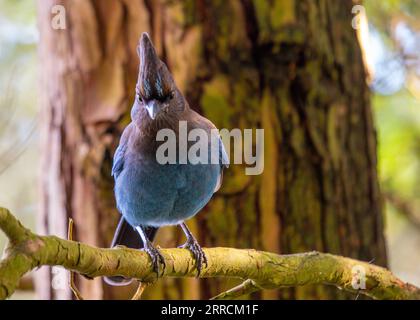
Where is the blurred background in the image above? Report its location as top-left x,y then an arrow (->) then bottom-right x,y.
0,0 -> 419,299
0,0 -> 37,298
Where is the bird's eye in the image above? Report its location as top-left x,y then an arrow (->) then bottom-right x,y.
167,92 -> 174,101
137,94 -> 143,103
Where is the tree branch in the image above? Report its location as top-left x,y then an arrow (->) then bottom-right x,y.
1,207 -> 419,300
211,279 -> 262,300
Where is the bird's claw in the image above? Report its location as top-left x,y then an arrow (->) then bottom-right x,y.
179,239 -> 207,276
143,241 -> 165,276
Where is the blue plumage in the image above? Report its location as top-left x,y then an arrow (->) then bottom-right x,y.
113,122 -> 225,227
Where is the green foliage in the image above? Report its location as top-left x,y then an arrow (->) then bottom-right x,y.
364,0 -> 420,286
364,0 -> 420,33
375,90 -> 420,197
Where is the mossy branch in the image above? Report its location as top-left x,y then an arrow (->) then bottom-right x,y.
1,207 -> 419,300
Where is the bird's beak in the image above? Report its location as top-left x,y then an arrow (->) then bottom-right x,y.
144,100 -> 160,120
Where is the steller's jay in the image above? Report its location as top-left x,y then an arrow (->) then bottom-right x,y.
105,33 -> 228,286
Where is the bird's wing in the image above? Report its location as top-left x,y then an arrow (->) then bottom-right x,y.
214,135 -> 229,192
219,136 -> 229,169
111,123 -> 134,179
186,109 -> 229,192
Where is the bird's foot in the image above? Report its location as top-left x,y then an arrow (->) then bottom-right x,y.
179,238 -> 208,276
143,240 -> 165,276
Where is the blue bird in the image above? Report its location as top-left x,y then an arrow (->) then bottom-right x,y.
105,33 -> 228,286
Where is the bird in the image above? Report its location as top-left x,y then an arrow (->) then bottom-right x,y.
104,33 -> 228,286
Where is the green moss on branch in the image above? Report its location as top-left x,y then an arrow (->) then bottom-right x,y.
0,207 -> 419,300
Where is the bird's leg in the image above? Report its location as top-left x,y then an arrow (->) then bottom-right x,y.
135,226 -> 165,276
178,222 -> 208,276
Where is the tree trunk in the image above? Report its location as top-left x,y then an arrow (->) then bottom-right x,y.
37,0 -> 387,299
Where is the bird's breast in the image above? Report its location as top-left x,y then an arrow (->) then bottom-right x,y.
114,154 -> 220,227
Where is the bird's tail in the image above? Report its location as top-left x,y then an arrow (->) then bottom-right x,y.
104,217 -> 159,286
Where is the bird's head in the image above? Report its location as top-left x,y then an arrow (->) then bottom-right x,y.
132,33 -> 187,125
